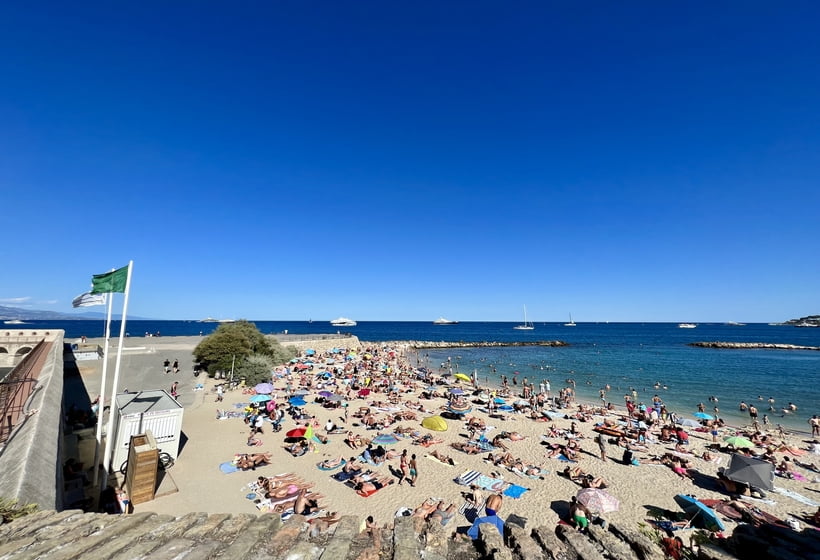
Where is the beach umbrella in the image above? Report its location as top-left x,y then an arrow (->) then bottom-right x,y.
673,494 -> 725,532
372,433 -> 401,445
421,416 -> 448,432
249,394 -> 272,403
576,488 -> 620,514
493,398 -> 506,405
294,363 -> 310,370
693,412 -> 714,420
318,390 -> 333,398
294,389 -> 310,396
289,397 -> 306,407
722,436 -> 754,449
724,453 -> 774,491
514,399 -> 530,406
676,418 -> 700,428
286,427 -> 307,439
454,373 -> 471,382
328,394 -> 345,402
450,387 -> 464,395
305,348 -> 316,355
254,383 -> 274,394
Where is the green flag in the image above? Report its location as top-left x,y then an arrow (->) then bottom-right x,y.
91,265 -> 129,294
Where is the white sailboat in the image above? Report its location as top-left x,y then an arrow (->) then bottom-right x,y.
513,306 -> 534,330
564,313 -> 576,327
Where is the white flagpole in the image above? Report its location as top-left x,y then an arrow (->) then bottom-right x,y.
101,261 -> 134,482
91,290 -> 114,486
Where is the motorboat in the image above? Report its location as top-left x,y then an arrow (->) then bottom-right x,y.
330,317 -> 357,327
433,317 -> 458,325
678,323 -> 697,329
3,319 -> 25,325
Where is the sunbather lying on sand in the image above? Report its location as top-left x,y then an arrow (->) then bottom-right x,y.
429,449 -> 456,465
451,441 -> 481,454
354,474 -> 395,493
236,453 -> 272,470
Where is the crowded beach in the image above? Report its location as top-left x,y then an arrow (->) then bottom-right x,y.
126,337 -> 819,552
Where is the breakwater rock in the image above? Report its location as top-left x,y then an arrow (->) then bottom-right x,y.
689,341 -> 820,351
387,340 -> 569,349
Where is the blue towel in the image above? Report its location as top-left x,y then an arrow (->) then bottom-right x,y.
557,454 -> 577,463
219,462 -> 239,474
503,484 -> 529,498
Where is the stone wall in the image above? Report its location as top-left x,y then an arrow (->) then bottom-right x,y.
0,331 -> 65,510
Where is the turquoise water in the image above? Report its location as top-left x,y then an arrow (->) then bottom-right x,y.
21,319 -> 820,431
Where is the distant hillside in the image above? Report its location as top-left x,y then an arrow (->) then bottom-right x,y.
0,305 -> 151,321
785,315 -> 820,327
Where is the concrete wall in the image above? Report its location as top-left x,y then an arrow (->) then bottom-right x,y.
0,331 -> 65,510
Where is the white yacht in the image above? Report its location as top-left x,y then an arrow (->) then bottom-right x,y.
564,313 -> 576,327
678,323 -> 697,329
330,317 -> 357,327
433,317 -> 459,325
3,319 -> 26,325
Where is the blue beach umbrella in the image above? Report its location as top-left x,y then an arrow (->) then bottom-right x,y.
372,433 -> 401,445
305,348 -> 316,355
493,398 -> 506,405
676,418 -> 700,428
693,412 -> 714,420
673,494 -> 725,532
249,394 -> 272,403
289,397 -> 307,407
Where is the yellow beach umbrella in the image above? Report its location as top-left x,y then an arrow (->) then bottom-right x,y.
454,373 -> 471,382
421,415 -> 448,432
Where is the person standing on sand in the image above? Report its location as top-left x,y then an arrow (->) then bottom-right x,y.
596,433 -> 607,462
408,453 -> 418,487
810,415 -> 820,437
398,449 -> 409,485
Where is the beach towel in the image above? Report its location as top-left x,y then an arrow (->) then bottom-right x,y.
317,459 -> 346,471
557,454 -> 577,463
476,475 -> 506,492
357,487 -> 381,498
502,484 -> 529,498
425,454 -> 457,466
219,462 -> 239,474
774,487 -> 820,507
332,469 -> 361,482
456,470 -> 481,486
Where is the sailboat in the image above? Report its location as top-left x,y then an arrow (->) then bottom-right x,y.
564,313 -> 576,327
513,306 -> 534,330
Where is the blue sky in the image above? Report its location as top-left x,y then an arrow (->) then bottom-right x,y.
2,2 -> 818,322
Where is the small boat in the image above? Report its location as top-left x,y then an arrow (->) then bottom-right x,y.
330,317 -> 357,327
513,305 -> 534,330
3,319 -> 26,325
726,321 -> 746,326
564,313 -> 576,327
678,323 -> 697,329
433,317 -> 458,325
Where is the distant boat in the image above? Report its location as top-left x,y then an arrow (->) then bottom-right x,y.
330,317 -> 357,327
513,306 -> 534,330
678,323 -> 697,329
3,319 -> 25,325
433,317 -> 458,325
198,318 -> 235,323
217,319 -> 236,323
564,313 -> 576,327
726,321 -> 746,326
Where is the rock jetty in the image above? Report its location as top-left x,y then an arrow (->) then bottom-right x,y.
689,341 -> 820,351
384,340 -> 569,349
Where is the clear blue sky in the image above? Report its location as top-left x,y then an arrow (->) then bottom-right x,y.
2,2 -> 818,322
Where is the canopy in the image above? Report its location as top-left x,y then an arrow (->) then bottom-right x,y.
254,383 -> 273,394
723,436 -> 754,449
421,416 -> 448,432
286,427 -> 307,438
576,488 -> 620,514
372,433 -> 401,445
454,373 -> 471,382
674,494 -> 725,532
249,394 -> 271,403
676,418 -> 701,428
693,412 -> 714,420
318,390 -> 333,398
724,453 -> 774,491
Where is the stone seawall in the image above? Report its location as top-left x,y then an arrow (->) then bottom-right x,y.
689,341 -> 820,350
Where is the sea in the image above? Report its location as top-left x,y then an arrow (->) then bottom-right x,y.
12,319 -> 820,432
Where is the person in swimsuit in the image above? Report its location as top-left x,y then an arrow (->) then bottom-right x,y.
485,493 -> 502,516
428,503 -> 456,526
408,454 -> 418,487
398,449 -> 409,485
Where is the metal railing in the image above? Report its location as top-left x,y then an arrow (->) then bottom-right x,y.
0,339 -> 50,443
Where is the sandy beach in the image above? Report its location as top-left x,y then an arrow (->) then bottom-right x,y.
73,335 -> 820,537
